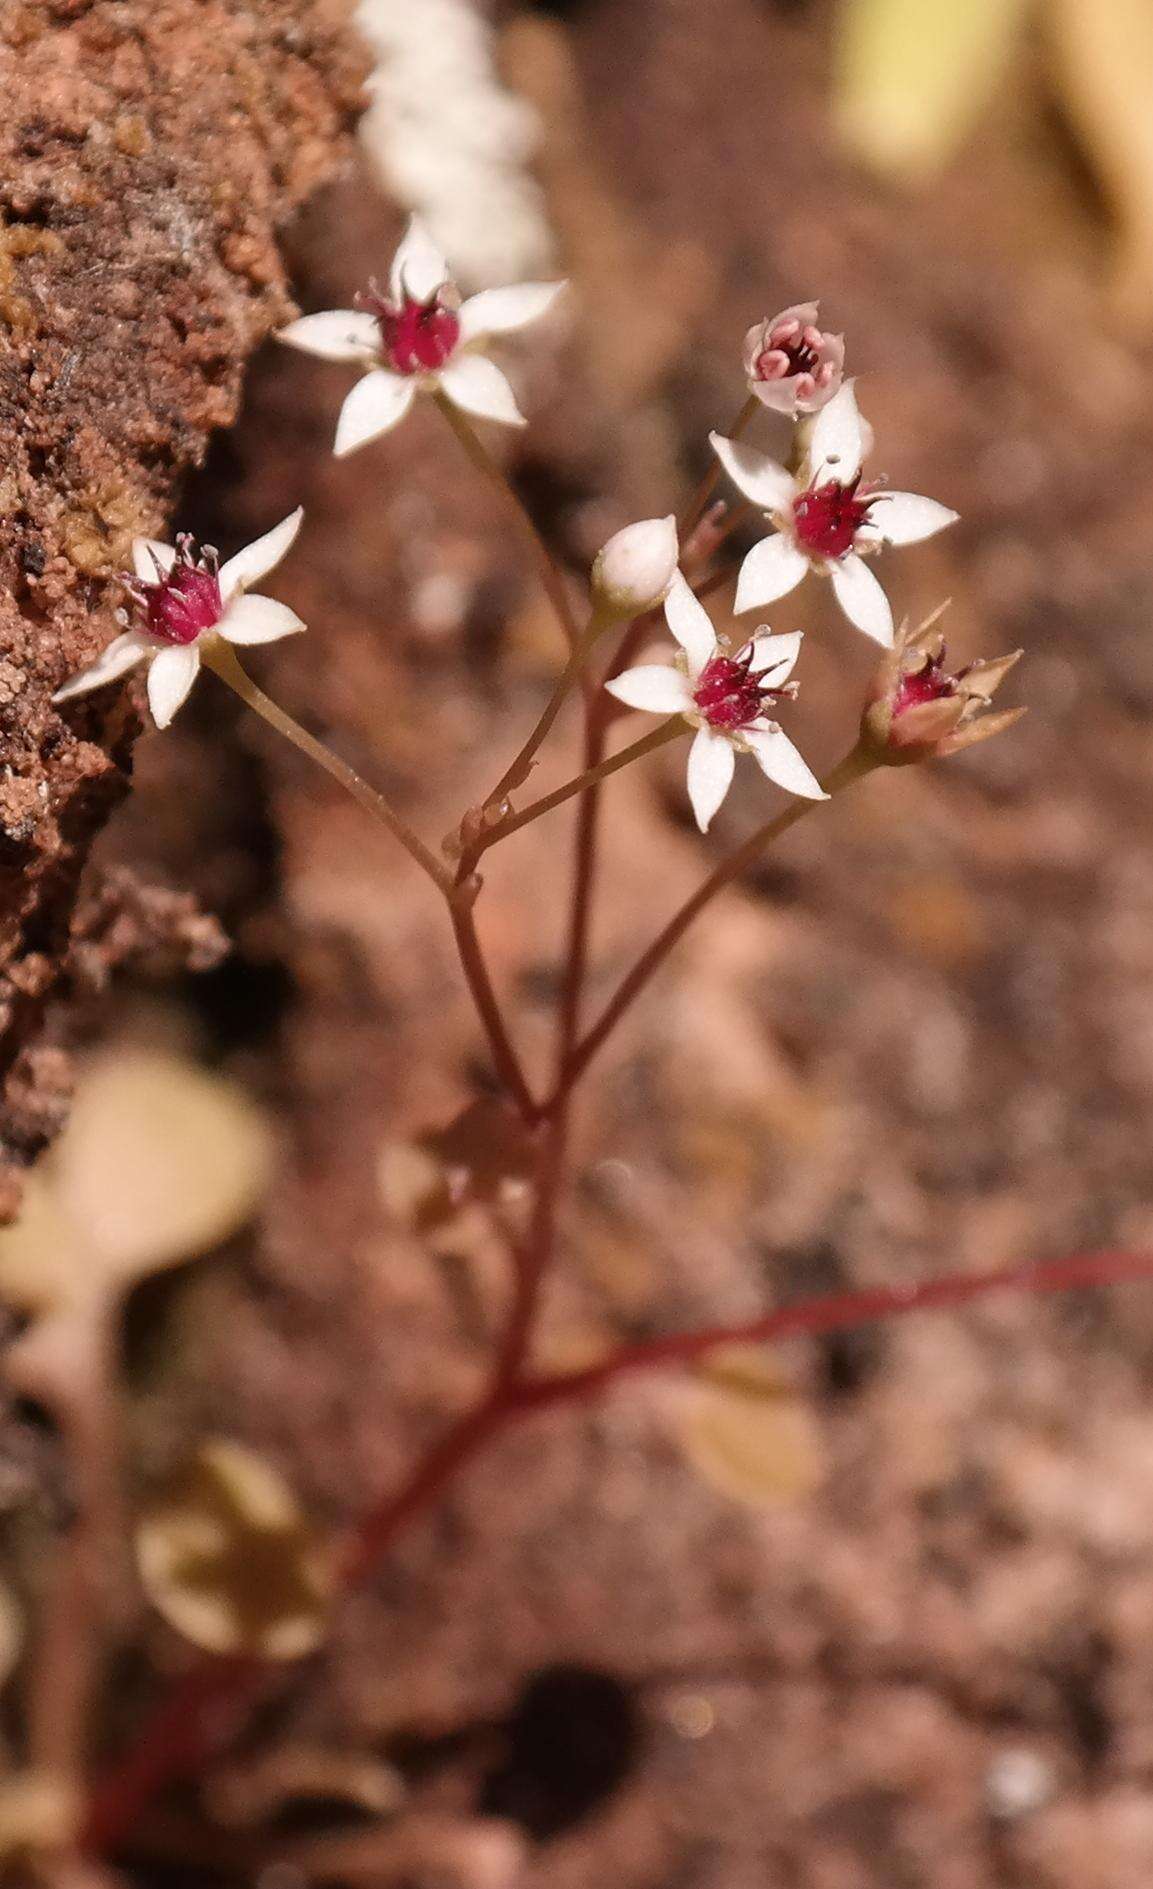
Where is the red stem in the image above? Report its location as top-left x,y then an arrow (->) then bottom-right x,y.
82,1244 -> 1153,1857
448,901 -> 538,1123
509,1248 -> 1153,1413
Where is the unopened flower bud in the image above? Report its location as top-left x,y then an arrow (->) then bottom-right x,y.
592,515 -> 680,619
863,609 -> 1023,764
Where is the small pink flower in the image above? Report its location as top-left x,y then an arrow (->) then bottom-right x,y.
711,382 -> 958,647
52,513 -> 305,728
605,573 -> 825,832
277,217 -> 565,457
743,303 -> 844,416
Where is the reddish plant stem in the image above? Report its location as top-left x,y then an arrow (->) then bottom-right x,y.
84,1242 -> 1153,1858
448,899 -> 538,1123
477,720 -> 683,856
508,1248 -> 1153,1414
553,744 -> 875,1102
679,393 -> 758,542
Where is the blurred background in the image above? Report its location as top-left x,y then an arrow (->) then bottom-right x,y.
9,0 -> 1153,1883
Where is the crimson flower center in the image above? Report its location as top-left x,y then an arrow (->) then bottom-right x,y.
792,477 -> 874,560
693,652 -> 778,733
136,550 -> 223,646
893,652 -> 959,718
372,293 -> 461,376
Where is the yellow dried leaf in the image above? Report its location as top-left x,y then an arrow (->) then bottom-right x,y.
0,1177 -> 82,1316
834,0 -> 1029,182
58,1049 -> 274,1286
0,1584 -> 22,1687
1046,0 -> 1153,321
137,1439 -> 332,1660
0,1772 -> 79,1863
679,1345 -> 826,1509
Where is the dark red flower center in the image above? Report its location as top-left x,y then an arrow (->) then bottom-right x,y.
126,538 -> 223,645
792,476 -> 875,560
692,648 -> 789,733
893,650 -> 959,718
361,288 -> 461,376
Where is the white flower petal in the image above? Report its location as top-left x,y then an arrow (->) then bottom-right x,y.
604,663 -> 692,715
132,539 -> 176,582
389,216 -> 450,304
663,572 -> 717,681
747,629 -> 803,681
276,310 -> 381,362
219,509 -> 304,599
808,380 -> 864,485
457,281 -> 566,346
685,726 -> 736,833
709,433 -> 796,514
220,594 -> 306,645
438,353 -> 525,427
52,632 -> 149,703
870,491 -> 959,546
744,724 -> 827,800
146,645 -> 200,729
734,535 -> 808,615
333,372 -> 416,458
828,554 -> 894,645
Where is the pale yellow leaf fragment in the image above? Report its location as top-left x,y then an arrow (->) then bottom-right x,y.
834,0 -> 1029,182
679,1345 -> 826,1509
60,1050 -> 274,1287
1046,0 -> 1153,323
0,1583 -> 22,1688
137,1439 -> 333,1660
0,1045 -> 274,1322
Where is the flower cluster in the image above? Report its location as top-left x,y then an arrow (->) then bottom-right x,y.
50,232 -> 1016,843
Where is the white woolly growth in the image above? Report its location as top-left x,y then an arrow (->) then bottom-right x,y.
356,0 -> 556,290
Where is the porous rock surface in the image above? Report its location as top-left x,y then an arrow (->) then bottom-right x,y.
0,0 -> 361,1184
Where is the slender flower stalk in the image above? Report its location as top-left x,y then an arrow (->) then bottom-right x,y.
553,743 -> 876,1100
434,391 -> 582,651
204,643 -> 453,895
480,606 -> 614,815
478,720 -> 685,852
447,899 -> 538,1122
679,393 -> 758,543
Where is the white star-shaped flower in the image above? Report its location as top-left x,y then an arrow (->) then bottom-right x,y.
277,217 -> 566,457
51,512 -> 305,729
604,573 -> 826,833
711,382 -> 958,647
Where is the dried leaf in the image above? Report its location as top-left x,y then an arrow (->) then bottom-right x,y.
137,1439 -> 333,1659
0,1177 -> 81,1317
0,1583 -> 22,1688
678,1345 -> 826,1509
0,1772 -> 79,1864
59,1050 -> 274,1286
834,0 -> 1029,182
1045,0 -> 1153,321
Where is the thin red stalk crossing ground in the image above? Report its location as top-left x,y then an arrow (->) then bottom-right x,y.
83,1244 -> 1153,1858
